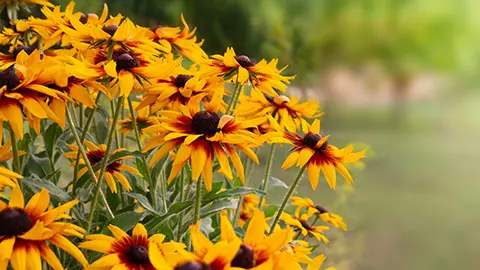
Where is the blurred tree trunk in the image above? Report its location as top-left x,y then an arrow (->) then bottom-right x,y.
391,74 -> 410,127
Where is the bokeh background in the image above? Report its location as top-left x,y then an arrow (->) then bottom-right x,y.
45,0 -> 480,269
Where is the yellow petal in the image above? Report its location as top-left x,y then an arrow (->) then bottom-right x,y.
0,237 -> 15,260
322,164 -> 336,190
281,151 -> 300,170
336,163 -> 353,184
132,223 -> 148,239
306,164 -> 321,191
9,186 -> 24,208
108,224 -> 129,240
296,148 -> 314,168
104,61 -> 117,78
118,72 -> 135,97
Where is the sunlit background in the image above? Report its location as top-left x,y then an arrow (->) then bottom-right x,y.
43,0 -> 480,269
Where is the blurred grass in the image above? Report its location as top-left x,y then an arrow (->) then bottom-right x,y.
250,91 -> 480,270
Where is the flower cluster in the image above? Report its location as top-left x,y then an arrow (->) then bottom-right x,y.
0,1 -> 366,269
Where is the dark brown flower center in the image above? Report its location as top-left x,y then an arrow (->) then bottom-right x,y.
299,219 -> 313,231
234,55 -> 255,68
0,208 -> 33,237
175,261 -> 211,270
231,244 -> 255,268
125,245 -> 150,265
173,74 -> 193,88
13,45 -> 34,57
79,13 -> 88,24
86,149 -> 105,166
190,111 -> 220,136
264,94 -> 274,104
0,66 -> 20,90
102,24 -> 119,36
106,161 -> 122,173
315,205 -> 328,214
113,51 -> 139,71
303,133 -> 327,150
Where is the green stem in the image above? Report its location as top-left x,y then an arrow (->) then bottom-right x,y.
73,94 -> 102,193
110,100 -> 120,149
176,169 -> 185,242
86,96 -> 124,232
79,105 -> 84,127
120,101 -> 125,148
66,105 -> 115,226
269,165 -> 306,233
258,144 -> 276,208
225,71 -> 241,115
127,98 -> 156,209
193,178 -> 202,225
8,124 -> 20,175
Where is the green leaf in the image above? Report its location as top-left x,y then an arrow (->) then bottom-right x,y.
44,123 -> 63,158
22,176 -> 72,202
262,205 -> 278,218
155,222 -> 174,241
23,153 -> 51,178
168,201 -> 193,214
201,199 -> 237,218
267,177 -> 289,190
203,187 -> 267,205
135,158 -> 149,181
124,192 -> 157,213
104,212 -> 143,234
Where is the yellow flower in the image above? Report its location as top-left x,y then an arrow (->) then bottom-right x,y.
0,187 -> 87,269
0,166 -> 22,189
269,116 -> 366,190
143,96 -> 262,191
0,50 -> 68,139
307,255 -> 336,270
280,212 -> 330,243
236,90 -> 322,133
118,102 -> 157,139
291,196 -> 347,231
137,64 -> 226,112
217,209 -> 295,268
286,240 -> 314,265
202,47 -> 294,96
149,14 -> 208,62
237,194 -> 266,227
0,140 -> 25,163
80,223 -> 184,270
64,140 -> 140,193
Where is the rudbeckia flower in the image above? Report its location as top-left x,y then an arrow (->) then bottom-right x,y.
137,64 -> 226,112
143,95 -> 262,191
0,139 -> 25,163
291,196 -> 347,231
236,91 -> 322,133
149,14 -> 208,62
0,187 -> 87,269
280,212 -> 330,243
0,50 -> 67,139
0,45 -> 36,70
215,209 -> 295,269
80,223 -> 185,270
286,240 -> 314,265
118,101 -> 157,139
237,194 -> 266,227
0,166 -> 22,189
202,47 -> 294,96
268,116 -> 366,190
64,140 -> 140,193
307,255 -> 336,270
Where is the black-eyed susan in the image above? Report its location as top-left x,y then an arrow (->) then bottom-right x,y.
307,255 -> 336,270
0,187 -> 87,269
0,166 -> 22,189
149,14 -> 208,62
64,140 -> 140,193
0,44 -> 36,70
280,212 -> 329,243
202,47 -> 294,96
237,194 -> 266,227
0,139 -> 25,163
143,95 -> 262,191
80,223 -> 185,270
217,209 -> 295,268
118,102 -> 157,139
286,240 -> 314,265
0,50 -> 67,139
136,64 -> 226,112
236,90 -> 321,133
290,196 -> 347,231
268,116 -> 366,190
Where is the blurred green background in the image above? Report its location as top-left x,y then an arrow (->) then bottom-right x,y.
54,0 -> 480,269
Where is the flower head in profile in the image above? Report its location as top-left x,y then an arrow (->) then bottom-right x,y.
80,223 -> 185,270
307,255 -> 336,270
237,91 -> 322,133
237,194 -> 267,227
143,95 -> 262,191
149,14 -> 208,62
202,47 -> 294,96
118,101 -> 157,140
269,116 -> 366,190
291,196 -> 346,231
0,166 -> 22,191
0,187 -> 87,269
64,140 -> 140,193
280,212 -> 330,243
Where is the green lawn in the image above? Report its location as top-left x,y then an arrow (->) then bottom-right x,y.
250,92 -> 480,270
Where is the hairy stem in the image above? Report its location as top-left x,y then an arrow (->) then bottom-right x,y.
258,144 -> 276,208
